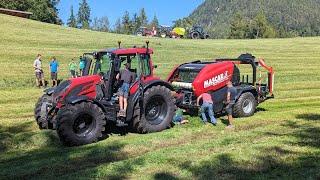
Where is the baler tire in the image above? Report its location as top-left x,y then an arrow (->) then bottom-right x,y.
56,102 -> 106,146
34,94 -> 52,129
132,85 -> 175,134
233,92 -> 257,118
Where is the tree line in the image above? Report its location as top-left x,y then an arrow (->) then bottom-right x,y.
0,0 -> 62,24
67,0 -> 159,34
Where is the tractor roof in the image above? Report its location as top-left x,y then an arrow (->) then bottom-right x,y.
97,47 -> 153,55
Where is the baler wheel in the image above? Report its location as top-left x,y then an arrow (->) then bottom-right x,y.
233,92 -> 257,118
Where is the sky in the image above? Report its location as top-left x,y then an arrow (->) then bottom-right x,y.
58,0 -> 204,27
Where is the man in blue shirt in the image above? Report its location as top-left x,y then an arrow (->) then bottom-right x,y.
49,56 -> 59,87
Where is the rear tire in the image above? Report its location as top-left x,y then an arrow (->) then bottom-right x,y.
136,31 -> 143,36
233,92 -> 257,118
132,85 -> 175,133
34,94 -> 52,129
191,32 -> 200,39
56,102 -> 106,146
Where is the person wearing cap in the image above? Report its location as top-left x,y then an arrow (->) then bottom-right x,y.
116,62 -> 134,117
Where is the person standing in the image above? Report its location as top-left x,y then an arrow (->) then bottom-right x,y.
197,92 -> 217,125
79,56 -> 85,76
225,81 -> 237,129
69,59 -> 77,78
116,63 -> 134,117
33,54 -> 45,88
49,56 -> 59,87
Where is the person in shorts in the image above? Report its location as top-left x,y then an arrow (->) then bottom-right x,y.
116,63 -> 134,117
33,54 -> 45,88
49,56 -> 59,87
226,81 -> 237,129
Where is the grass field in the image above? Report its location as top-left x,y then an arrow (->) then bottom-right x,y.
0,14 -> 320,179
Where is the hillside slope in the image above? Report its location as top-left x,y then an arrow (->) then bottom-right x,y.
0,14 -> 320,179
189,0 -> 320,38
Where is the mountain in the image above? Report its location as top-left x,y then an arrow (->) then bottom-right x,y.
188,0 -> 320,38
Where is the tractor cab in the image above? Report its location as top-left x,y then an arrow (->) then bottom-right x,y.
92,45 -> 154,101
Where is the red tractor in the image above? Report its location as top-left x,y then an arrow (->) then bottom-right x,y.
167,54 -> 274,117
34,42 -> 175,146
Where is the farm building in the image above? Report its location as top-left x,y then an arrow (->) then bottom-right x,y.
0,8 -> 32,18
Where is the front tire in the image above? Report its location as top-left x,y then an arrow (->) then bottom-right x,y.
56,102 -> 106,146
233,92 -> 257,118
34,94 -> 52,129
132,85 -> 175,133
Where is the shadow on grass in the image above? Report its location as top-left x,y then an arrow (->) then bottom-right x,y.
296,113 -> 320,121
0,121 -> 35,152
154,172 -> 179,180
165,120 -> 320,179
0,121 -> 143,179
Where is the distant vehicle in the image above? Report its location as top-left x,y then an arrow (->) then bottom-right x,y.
136,27 -> 156,37
188,26 -> 210,39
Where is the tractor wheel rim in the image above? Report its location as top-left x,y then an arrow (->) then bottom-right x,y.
145,95 -> 167,125
73,113 -> 95,136
242,99 -> 253,114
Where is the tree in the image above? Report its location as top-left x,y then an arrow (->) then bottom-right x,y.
114,18 -> 122,34
132,13 -> 141,33
139,8 -> 148,26
0,0 -> 62,24
122,11 -> 132,34
77,0 -> 91,29
67,5 -> 77,28
229,13 -> 248,39
248,12 -> 276,38
150,14 -> 159,28
92,16 -> 110,32
173,17 -> 193,29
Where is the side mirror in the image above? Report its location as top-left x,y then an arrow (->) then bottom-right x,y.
153,65 -> 158,69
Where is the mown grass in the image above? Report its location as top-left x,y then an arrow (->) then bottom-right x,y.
0,14 -> 319,179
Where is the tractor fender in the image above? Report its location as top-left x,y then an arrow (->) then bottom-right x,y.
66,95 -> 90,104
126,80 -> 174,121
44,87 -> 55,96
235,86 -> 258,102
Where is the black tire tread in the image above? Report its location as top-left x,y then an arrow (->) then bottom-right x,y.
56,102 -> 106,146
34,94 -> 51,129
233,92 -> 257,118
132,85 -> 175,134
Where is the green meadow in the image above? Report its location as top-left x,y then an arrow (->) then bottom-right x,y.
0,14 -> 319,179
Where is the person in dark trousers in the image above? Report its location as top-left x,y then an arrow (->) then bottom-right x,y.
116,63 -> 134,117
49,56 -> 59,87
226,81 -> 237,129
69,59 -> 77,78
33,54 -> 45,88
79,56 -> 85,76
197,92 -> 217,125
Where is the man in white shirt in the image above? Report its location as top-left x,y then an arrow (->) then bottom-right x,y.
33,54 -> 45,88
